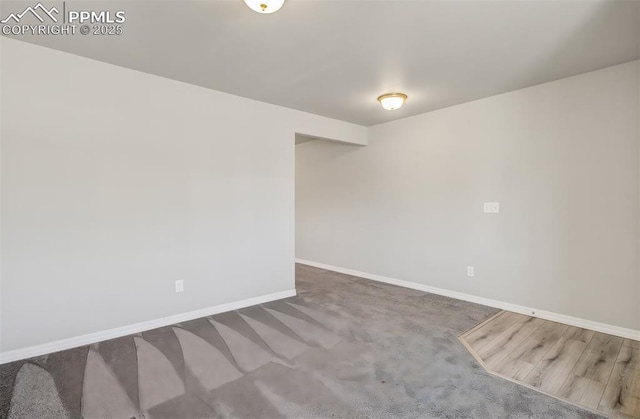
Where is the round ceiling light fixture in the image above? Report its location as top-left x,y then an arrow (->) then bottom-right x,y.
244,0 -> 285,14
377,93 -> 407,111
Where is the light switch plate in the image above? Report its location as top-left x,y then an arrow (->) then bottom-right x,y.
484,202 -> 500,213
175,280 -> 184,293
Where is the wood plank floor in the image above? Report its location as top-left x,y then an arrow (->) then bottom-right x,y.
459,311 -> 640,418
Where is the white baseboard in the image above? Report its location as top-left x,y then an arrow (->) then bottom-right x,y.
296,258 -> 640,341
0,289 -> 296,365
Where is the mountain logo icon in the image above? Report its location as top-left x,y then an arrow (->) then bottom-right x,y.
1,3 -> 59,24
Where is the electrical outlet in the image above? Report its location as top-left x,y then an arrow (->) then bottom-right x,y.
175,280 -> 184,293
467,266 -> 475,277
483,202 -> 500,213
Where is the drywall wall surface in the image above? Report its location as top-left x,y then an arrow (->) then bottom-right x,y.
0,38 -> 365,352
637,58 -> 640,331
297,61 -> 640,330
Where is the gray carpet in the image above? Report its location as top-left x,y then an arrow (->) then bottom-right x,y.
0,264 -> 602,418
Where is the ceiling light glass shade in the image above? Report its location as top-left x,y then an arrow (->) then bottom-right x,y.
377,93 -> 407,110
244,0 -> 285,14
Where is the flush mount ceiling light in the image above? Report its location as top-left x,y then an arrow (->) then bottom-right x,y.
377,93 -> 408,111
244,0 -> 285,14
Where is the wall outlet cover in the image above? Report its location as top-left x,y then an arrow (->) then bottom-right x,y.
175,280 -> 184,293
483,202 -> 500,213
467,266 -> 475,277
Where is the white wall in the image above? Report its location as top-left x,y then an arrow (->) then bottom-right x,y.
297,61 -> 640,331
2,40 -> 638,354
0,38 -> 366,353
637,57 -> 640,332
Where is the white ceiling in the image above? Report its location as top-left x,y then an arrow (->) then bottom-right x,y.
295,134 -> 318,145
5,0 -> 640,126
